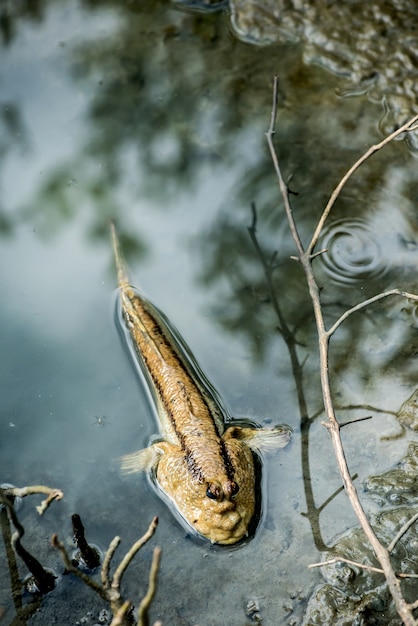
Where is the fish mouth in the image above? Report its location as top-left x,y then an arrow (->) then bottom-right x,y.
199,510 -> 250,545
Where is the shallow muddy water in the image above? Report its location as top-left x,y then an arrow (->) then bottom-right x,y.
1,2 -> 418,625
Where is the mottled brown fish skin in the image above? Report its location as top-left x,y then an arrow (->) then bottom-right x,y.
111,223 -> 256,544
123,290 -> 242,489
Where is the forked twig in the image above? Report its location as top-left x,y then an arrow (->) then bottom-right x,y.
266,74 -> 418,626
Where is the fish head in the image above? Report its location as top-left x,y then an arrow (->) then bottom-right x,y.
156,439 -> 256,545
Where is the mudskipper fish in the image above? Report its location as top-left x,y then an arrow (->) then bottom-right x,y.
111,223 -> 292,545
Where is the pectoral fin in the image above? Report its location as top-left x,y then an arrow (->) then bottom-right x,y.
120,446 -> 157,474
223,424 -> 292,453
120,440 -> 180,474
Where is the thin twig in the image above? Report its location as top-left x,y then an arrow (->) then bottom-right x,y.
388,513 -> 418,554
265,77 -> 305,259
308,557 -> 385,575
339,415 -> 373,429
327,289 -> 418,337
309,557 -> 418,579
102,536 -> 121,589
2,485 -> 64,515
138,547 -> 162,626
307,113 -> 418,254
112,516 -> 158,591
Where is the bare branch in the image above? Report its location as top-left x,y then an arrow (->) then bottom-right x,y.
266,76 -> 418,626
336,403 -> 397,417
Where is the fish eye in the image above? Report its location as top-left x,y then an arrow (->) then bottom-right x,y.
230,481 -> 239,496
206,483 -> 221,500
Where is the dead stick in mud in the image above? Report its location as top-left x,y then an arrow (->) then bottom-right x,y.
52,515 -> 159,622
71,513 -> 101,570
266,74 -> 418,626
51,534 -> 106,597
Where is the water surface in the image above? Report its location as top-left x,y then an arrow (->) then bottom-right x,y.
1,2 -> 417,624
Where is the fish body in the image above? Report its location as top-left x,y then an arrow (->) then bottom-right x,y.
111,223 -> 292,545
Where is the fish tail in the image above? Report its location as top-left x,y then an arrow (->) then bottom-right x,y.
110,220 -> 151,342
110,221 -> 130,290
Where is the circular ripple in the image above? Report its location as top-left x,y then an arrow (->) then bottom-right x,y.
318,218 -> 386,285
